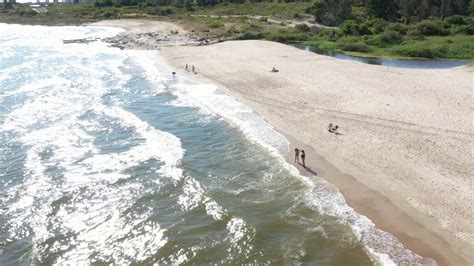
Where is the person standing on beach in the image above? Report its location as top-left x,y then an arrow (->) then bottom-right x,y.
301,150 -> 306,168
294,148 -> 300,163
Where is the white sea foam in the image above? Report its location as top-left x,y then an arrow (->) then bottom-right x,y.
96,106 -> 184,181
53,184 -> 168,264
0,46 -> 15,61
1,25 -> 182,264
178,176 -> 226,220
0,76 -> 70,99
295,172 -> 428,265
130,51 -> 171,93
0,23 -> 123,48
169,82 -> 290,156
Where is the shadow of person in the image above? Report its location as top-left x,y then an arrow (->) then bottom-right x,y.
298,163 -> 317,176
305,167 -> 318,176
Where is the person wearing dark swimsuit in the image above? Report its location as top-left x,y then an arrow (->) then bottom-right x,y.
294,148 -> 300,163
301,150 -> 306,168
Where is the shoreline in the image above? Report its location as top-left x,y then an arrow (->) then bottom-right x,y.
157,53 -> 471,265
96,20 -> 473,265
154,46 -> 473,265
282,133 -> 468,266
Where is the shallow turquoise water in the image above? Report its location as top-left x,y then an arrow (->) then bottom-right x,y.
0,24 -> 427,265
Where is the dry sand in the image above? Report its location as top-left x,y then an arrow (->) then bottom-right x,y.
93,20 -> 474,265
158,41 -> 473,265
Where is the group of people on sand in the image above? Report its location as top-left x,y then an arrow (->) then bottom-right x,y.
185,63 -> 197,74
172,64 -> 197,78
294,148 -> 306,168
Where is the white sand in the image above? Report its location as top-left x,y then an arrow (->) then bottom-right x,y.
158,40 -> 474,263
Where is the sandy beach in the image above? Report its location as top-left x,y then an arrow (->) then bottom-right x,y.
95,20 -> 474,265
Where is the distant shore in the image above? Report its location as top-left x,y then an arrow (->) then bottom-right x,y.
99,20 -> 473,265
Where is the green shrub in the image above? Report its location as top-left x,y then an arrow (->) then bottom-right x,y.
146,6 -> 175,16
386,23 -> 408,35
388,42 -> 448,58
207,20 -> 224,28
238,31 -> 265,40
265,30 -> 310,42
451,22 -> 474,35
362,18 -> 388,34
102,10 -> 117,18
95,0 -> 114,7
246,21 -> 262,30
340,20 -> 359,35
358,23 -> 372,35
295,23 -> 310,32
18,10 -> 37,17
414,20 -> 450,36
379,30 -> 403,45
303,39 -> 339,50
445,15 -> 466,25
406,28 -> 425,39
226,26 -> 240,34
318,28 -> 338,40
159,6 -> 175,15
337,42 -> 373,53
365,31 -> 402,47
338,36 -> 361,43
293,12 -> 302,19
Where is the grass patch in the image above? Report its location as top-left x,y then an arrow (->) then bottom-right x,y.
337,42 -> 373,53
303,39 -> 339,50
191,2 -> 310,20
264,29 -> 310,42
205,18 -> 224,28
387,35 -> 474,59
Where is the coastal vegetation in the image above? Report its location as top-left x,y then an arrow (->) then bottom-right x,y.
1,0 -> 473,59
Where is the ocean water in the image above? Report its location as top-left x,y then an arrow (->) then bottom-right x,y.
0,24 -> 430,265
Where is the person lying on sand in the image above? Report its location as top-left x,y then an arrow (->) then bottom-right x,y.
271,67 -> 279,73
328,124 -> 339,133
294,148 -> 300,163
328,123 -> 333,132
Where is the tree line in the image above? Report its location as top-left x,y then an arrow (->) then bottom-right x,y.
93,0 -> 473,26
309,0 -> 473,25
